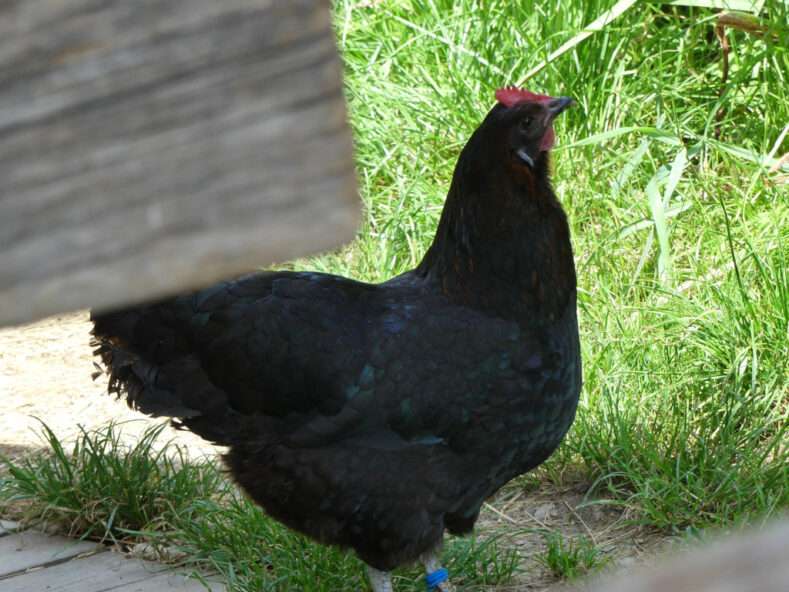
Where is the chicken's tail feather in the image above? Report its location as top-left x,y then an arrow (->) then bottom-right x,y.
91,309 -> 238,446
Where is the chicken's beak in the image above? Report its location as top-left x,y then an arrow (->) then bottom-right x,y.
547,97 -> 577,120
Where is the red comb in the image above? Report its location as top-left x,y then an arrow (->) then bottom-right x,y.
495,86 -> 554,107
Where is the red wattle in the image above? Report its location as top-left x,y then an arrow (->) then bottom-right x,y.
540,126 -> 555,151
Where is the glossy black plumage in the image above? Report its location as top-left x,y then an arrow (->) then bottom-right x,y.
92,93 -> 582,576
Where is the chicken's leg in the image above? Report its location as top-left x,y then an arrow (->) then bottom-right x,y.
368,565 -> 394,592
420,551 -> 455,592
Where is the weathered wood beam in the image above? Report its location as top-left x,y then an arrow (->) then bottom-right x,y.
579,519 -> 789,592
0,0 -> 359,327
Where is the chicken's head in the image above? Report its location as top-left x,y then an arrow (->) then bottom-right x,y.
494,86 -> 575,170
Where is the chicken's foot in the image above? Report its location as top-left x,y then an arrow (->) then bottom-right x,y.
368,565 -> 394,592
420,551 -> 456,592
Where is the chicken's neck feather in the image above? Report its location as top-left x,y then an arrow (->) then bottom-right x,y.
416,153 -> 576,325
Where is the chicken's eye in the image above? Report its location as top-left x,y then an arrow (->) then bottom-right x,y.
520,116 -> 534,131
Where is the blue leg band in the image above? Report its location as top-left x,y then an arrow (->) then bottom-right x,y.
425,568 -> 448,589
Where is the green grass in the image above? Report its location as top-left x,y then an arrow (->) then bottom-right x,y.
0,421 -> 224,543
534,532 -> 609,580
2,0 -> 789,589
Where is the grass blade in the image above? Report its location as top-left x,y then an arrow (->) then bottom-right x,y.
646,174 -> 672,283
520,0 -> 641,82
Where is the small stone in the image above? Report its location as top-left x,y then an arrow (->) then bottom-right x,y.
615,556 -> 635,568
533,503 -> 554,521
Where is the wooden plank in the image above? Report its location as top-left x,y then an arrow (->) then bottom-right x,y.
0,550 -> 225,591
0,530 -> 101,578
580,520 -> 789,592
111,570 -> 225,592
0,0 -> 359,328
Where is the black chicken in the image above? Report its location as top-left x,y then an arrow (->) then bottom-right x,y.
91,87 -> 581,592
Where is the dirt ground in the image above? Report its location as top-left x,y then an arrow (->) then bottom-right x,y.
0,312 -> 667,589
0,311 -> 217,460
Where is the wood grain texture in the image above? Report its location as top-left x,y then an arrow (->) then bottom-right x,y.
0,548 -> 225,592
0,529 -> 100,577
0,0 -> 359,327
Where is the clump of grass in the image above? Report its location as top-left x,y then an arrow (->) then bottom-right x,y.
575,195 -> 789,528
535,532 -> 609,581
138,495 -> 369,592
0,420 -> 223,543
441,530 -> 523,588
